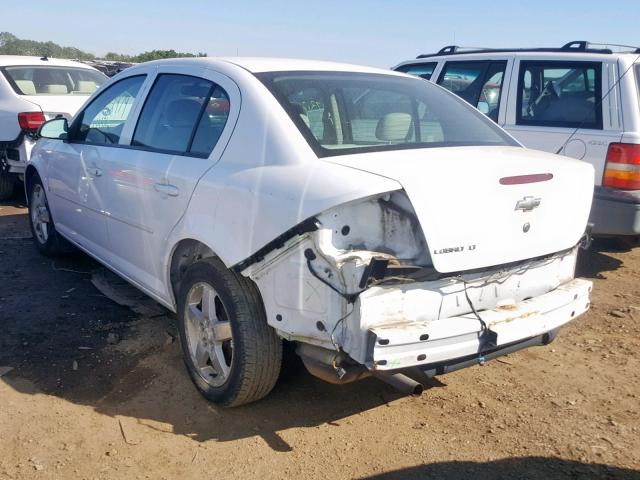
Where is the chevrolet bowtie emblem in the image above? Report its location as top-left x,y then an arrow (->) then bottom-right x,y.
515,196 -> 541,212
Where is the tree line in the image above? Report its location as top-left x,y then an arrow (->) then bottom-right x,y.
0,32 -> 206,62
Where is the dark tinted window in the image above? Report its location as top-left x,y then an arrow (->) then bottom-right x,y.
517,61 -> 602,129
190,90 -> 230,156
437,61 -> 507,122
396,63 -> 438,80
132,74 -> 229,156
74,75 -> 145,145
259,71 -> 517,158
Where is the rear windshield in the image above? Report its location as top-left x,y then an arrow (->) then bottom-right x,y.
258,71 -> 517,157
2,66 -> 107,96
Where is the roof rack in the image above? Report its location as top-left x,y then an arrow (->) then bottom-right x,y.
414,40 -> 640,59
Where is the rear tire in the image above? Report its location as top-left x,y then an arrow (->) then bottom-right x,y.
176,257 -> 282,407
0,171 -> 16,200
27,174 -> 72,256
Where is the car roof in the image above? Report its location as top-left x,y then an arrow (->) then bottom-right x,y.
129,56 -> 404,75
0,55 -> 100,69
396,42 -> 640,68
406,51 -> 640,60
396,51 -> 628,67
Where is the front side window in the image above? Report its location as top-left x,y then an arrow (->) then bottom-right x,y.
437,61 -> 507,121
395,63 -> 438,80
73,75 -> 146,145
517,61 -> 602,129
259,71 -> 517,158
3,66 -> 107,96
132,74 -> 229,156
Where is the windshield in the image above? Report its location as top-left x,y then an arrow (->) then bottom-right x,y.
258,71 -> 518,157
3,66 -> 107,96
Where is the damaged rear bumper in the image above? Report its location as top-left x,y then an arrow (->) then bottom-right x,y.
242,192 -> 591,386
416,327 -> 560,379
366,278 -> 591,371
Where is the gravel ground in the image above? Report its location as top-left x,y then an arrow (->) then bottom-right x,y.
0,195 -> 638,480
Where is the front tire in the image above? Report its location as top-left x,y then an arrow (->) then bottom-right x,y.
27,175 -> 70,256
176,257 -> 282,407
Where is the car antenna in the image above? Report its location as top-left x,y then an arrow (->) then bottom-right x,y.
556,47 -> 640,154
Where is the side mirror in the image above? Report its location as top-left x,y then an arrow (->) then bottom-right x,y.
38,118 -> 69,140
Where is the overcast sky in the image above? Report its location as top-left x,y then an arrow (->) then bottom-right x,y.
4,0 -> 640,67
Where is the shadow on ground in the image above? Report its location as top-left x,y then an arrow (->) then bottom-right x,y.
0,192 -> 28,238
360,457 -> 640,480
0,199 -> 431,452
576,239 -> 630,279
1,197 -> 635,455
577,250 -> 623,279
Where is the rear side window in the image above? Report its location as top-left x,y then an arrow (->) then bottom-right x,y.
517,61 -> 602,129
3,66 -> 106,95
396,63 -> 438,80
73,75 -> 145,145
437,61 -> 507,122
132,74 -> 229,156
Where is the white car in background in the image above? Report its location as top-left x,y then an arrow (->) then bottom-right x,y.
395,41 -> 640,237
0,55 -> 107,198
28,58 -> 593,406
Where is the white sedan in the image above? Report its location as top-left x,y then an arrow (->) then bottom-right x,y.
27,58 -> 594,406
0,55 -> 107,199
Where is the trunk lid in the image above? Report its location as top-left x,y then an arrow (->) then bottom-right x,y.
22,95 -> 89,121
327,146 -> 594,273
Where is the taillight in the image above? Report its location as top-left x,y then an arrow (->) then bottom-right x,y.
603,143 -> 640,190
18,112 -> 46,132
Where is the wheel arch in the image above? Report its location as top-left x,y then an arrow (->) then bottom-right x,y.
24,164 -> 40,202
168,238 -> 227,307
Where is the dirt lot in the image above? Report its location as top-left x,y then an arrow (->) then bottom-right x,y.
0,195 -> 639,480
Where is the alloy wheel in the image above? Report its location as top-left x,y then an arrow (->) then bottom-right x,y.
30,184 -> 51,245
184,282 -> 234,387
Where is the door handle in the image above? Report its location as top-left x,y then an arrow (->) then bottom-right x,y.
154,183 -> 180,197
87,166 -> 102,177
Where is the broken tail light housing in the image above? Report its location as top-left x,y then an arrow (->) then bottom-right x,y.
603,143 -> 640,190
18,112 -> 46,133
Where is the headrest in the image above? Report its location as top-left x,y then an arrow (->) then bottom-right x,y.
44,84 -> 68,94
166,99 -> 202,128
15,80 -> 36,95
291,103 -> 310,128
76,81 -> 97,94
375,112 -> 412,142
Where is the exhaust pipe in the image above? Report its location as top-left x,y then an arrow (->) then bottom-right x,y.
296,343 -> 370,385
372,371 -> 424,396
295,343 -> 424,395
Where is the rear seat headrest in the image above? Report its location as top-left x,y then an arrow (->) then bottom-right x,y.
15,80 -> 36,95
43,84 -> 68,94
376,112 -> 412,142
76,81 -> 97,94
